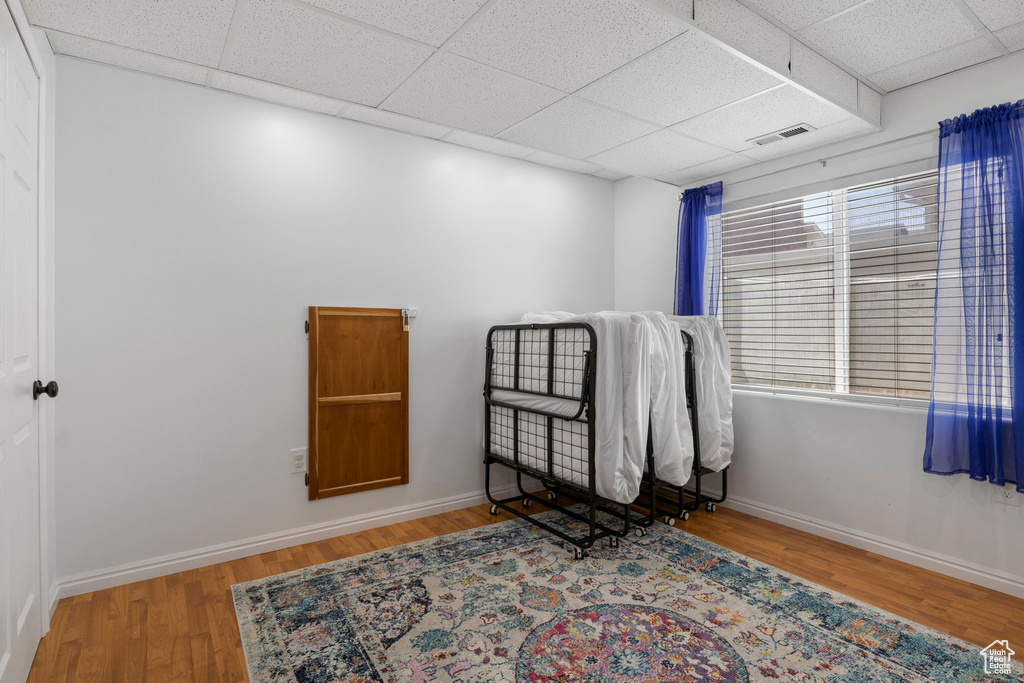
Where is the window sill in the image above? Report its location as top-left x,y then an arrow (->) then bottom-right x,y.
732,384 -> 930,413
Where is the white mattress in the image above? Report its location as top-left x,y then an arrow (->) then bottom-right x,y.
521,311 -> 696,488
486,312 -> 731,501
516,311 -> 651,504
670,315 -> 733,472
636,312 -> 693,487
489,389 -> 583,419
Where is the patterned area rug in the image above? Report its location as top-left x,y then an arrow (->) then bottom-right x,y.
233,510 -> 1023,682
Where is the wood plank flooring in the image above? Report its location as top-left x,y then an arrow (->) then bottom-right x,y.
28,502 -> 1024,682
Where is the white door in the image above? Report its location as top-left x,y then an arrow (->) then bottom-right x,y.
0,2 -> 41,681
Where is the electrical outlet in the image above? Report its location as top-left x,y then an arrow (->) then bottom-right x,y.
290,448 -> 307,475
995,485 -> 1020,507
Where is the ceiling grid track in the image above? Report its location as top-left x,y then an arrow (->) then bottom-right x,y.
492,31 -> 695,141
376,0 -> 508,112
212,0 -> 250,84
635,0 -> 878,126
796,0 -> 876,32
731,0 -> 888,93
944,0 -> 1012,55
286,0 -> 436,50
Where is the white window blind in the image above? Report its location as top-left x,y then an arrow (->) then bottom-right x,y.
720,170 -> 940,402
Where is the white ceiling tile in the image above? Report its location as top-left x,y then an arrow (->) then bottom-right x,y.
656,153 -> 757,186
799,0 -> 979,74
500,97 -> 659,158
592,168 -> 630,180
995,22 -> 1024,52
342,103 -> 453,138
446,0 -> 683,92
210,71 -> 346,114
24,0 -> 234,66
868,37 -> 1002,91
656,0 -> 695,16
299,0 -> 488,46
694,0 -> 790,72
381,52 -> 565,135
858,82 -> 881,125
673,85 -> 850,151
579,33 -> 781,126
441,130 -> 536,158
49,33 -> 208,84
741,117 -> 876,160
588,130 -> 730,178
232,0 -> 433,106
743,0 -> 864,30
962,0 -> 1024,31
790,41 -> 858,111
525,151 -> 603,174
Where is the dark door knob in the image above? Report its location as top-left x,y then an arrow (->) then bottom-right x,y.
33,380 -> 58,400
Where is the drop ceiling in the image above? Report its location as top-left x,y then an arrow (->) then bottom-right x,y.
27,0 -> 1024,185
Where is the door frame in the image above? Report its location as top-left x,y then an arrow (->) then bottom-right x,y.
4,0 -> 55,633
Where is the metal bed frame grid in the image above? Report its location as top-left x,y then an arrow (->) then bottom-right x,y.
484,322 -> 656,559
483,321 -> 729,557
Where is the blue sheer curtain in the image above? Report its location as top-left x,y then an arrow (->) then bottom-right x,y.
924,99 -> 1024,492
675,181 -> 723,316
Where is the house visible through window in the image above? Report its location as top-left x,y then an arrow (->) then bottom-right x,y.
719,170 -> 939,402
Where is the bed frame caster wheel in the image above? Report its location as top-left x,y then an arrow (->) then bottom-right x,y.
572,547 -> 585,561
489,504 -> 499,516
608,537 -> 619,549
522,497 -> 532,508
706,502 -> 717,512
634,527 -> 647,538
547,491 -> 557,501
681,511 -> 689,521
663,516 -> 675,526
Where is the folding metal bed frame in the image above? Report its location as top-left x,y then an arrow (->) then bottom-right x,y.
482,320 -> 728,559
483,322 -> 659,560
639,329 -> 729,524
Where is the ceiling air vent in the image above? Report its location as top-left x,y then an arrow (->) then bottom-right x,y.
747,123 -> 817,146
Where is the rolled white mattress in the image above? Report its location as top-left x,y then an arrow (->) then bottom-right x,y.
670,315 -> 733,472
489,389 -> 583,419
636,312 -> 693,487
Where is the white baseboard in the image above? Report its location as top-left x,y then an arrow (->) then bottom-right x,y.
57,482 -> 1023,605
718,493 -> 1024,599
55,484 -> 523,600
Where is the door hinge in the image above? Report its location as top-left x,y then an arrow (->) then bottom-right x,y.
305,320 -> 310,334
305,472 -> 309,486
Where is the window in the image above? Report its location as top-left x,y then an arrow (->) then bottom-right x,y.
720,170 -> 939,402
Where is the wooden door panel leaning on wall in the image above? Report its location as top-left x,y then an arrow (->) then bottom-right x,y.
308,307 -> 409,500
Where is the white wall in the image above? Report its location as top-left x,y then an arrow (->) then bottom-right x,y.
614,52 -> 1024,595
613,176 -> 678,314
729,394 -> 1024,592
55,58 -> 615,582
56,47 -> 1024,594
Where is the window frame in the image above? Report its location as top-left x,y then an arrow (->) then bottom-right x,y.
719,170 -> 939,410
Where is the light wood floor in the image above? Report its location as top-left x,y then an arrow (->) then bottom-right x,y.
28,501 -> 1024,682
